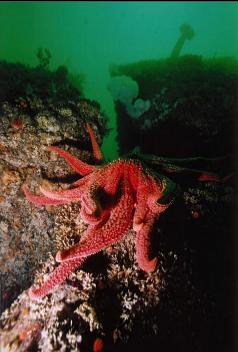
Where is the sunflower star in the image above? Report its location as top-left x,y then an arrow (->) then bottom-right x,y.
23,123 -> 223,299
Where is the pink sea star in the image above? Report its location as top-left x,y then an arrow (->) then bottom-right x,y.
23,123 -> 222,299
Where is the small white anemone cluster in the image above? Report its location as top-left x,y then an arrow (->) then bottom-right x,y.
107,75 -> 151,119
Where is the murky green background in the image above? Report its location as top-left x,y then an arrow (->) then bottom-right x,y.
0,1 -> 237,159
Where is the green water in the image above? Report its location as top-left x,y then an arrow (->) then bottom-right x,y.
0,1 -> 238,159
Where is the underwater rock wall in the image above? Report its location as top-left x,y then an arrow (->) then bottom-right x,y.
0,61 -> 106,313
0,59 -> 236,352
110,55 -> 238,158
0,173 -> 235,352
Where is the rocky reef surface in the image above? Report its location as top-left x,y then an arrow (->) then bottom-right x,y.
0,177 -> 235,352
0,60 -> 106,315
110,55 -> 238,158
0,60 -> 236,352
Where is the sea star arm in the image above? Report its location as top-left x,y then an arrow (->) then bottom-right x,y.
29,257 -> 84,299
56,180 -> 135,262
86,123 -> 104,162
132,171 -> 151,231
148,176 -> 180,213
38,178 -> 88,202
196,172 -> 221,182
80,182 -> 103,216
22,185 -> 71,206
133,175 -> 177,272
135,210 -> 158,272
132,171 -> 171,231
48,146 -> 96,175
103,162 -> 123,196
77,163 -> 123,224
80,207 -> 111,225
